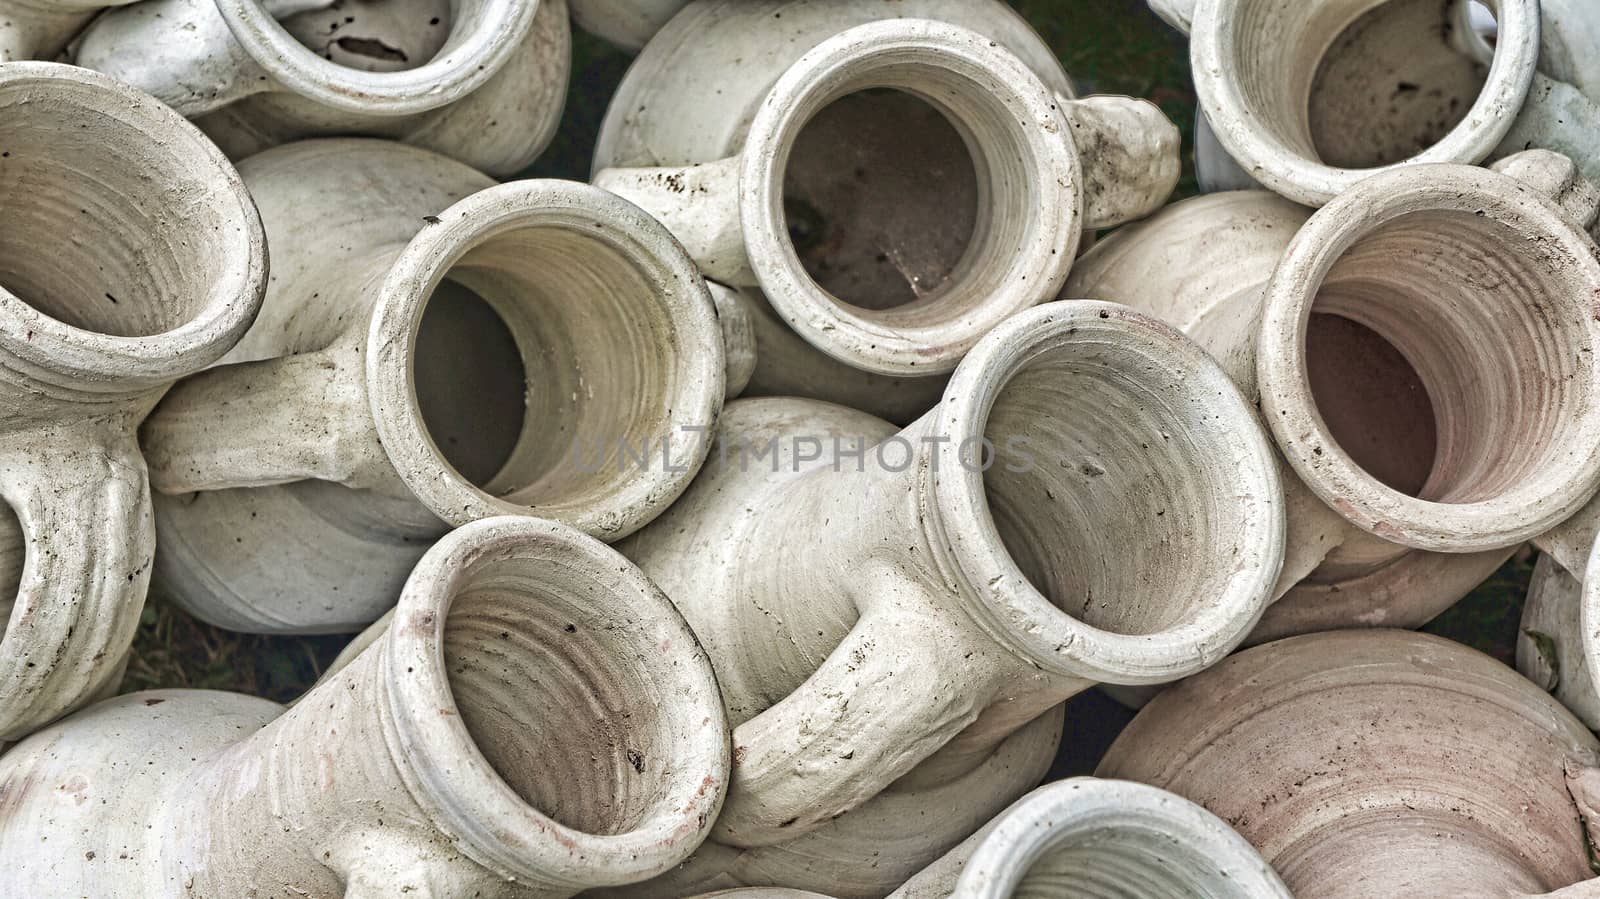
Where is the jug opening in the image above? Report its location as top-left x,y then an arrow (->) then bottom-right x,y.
279,0 -> 453,74
782,87 -> 979,313
0,98 -> 241,339
1307,0 -> 1488,170
440,550 -> 675,835
413,277 -> 527,487
409,223 -> 692,513
1305,312 -> 1438,496
973,316 -> 1258,639
1298,208 -> 1577,506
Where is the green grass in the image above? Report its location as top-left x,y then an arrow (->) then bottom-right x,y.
125,0 -> 1531,701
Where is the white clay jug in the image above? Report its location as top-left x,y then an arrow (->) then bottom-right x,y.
680,779 -> 1290,899
891,778 -> 1291,899
139,139 -> 727,634
71,0 -> 567,176
0,62 -> 265,740
599,300 -> 1284,893
1099,629 -> 1600,898
593,5 -> 1179,421
1065,150 -> 1600,642
0,516 -> 730,897
1155,0 -> 1600,206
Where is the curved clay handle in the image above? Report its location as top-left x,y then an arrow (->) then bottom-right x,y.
593,157 -> 754,288
141,346 -> 395,495
715,597 -> 998,848
0,426 -> 151,740
1498,75 -> 1600,195
1057,95 -> 1182,229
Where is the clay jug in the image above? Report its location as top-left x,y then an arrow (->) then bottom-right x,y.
139,139 -> 727,634
1065,151 -> 1600,642
71,0 -> 567,176
0,0 -> 130,59
570,0 -> 686,50
0,516 -> 729,897
891,779 -> 1291,899
678,778 -> 1288,898
0,62 -> 265,740
603,300 -> 1284,891
1099,629 -> 1600,898
1154,0 -> 1600,206
593,5 -> 1179,421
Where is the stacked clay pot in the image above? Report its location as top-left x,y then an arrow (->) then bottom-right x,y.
7,1 -> 1600,897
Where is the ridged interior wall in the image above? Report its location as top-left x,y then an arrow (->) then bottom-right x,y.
0,89 -> 233,336
1011,820 -> 1242,898
421,224 -> 690,518
442,550 -> 677,835
1309,209 -> 1585,504
979,329 -> 1245,637
1227,0 -> 1484,167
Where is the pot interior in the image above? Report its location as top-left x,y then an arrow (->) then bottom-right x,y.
1305,312 -> 1438,495
1307,0 -> 1489,168
409,222 -> 693,512
1226,0 -> 1497,170
0,96 -> 238,337
413,278 -> 527,487
976,326 -> 1254,638
279,0 -> 453,73
783,87 -> 980,312
441,549 -> 677,835
1301,208 -> 1581,505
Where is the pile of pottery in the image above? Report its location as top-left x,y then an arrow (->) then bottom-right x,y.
5,0 -> 1600,896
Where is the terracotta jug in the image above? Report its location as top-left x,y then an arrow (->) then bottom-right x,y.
1154,0 -> 1600,206
570,0 -> 686,50
1064,151 -> 1600,642
1099,629 -> 1600,898
139,139 -> 727,634
0,63 -> 265,740
0,516 -> 729,897
1518,553 -> 1600,730
593,3 -> 1179,421
891,779 -> 1291,899
71,0 -> 567,176
603,300 -> 1284,890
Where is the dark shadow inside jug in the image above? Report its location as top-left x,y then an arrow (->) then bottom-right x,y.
414,278 -> 528,487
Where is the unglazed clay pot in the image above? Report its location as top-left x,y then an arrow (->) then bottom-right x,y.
1517,553 -> 1600,730
603,300 -> 1284,890
0,0 -> 132,59
1155,0 -> 1600,206
1098,629 -> 1600,898
592,4 -> 1178,416
0,516 -> 729,897
140,139 -> 725,634
1065,150 -> 1600,642
0,63 -> 265,740
71,0 -> 567,176
891,779 -> 1291,899
569,0 -> 685,50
